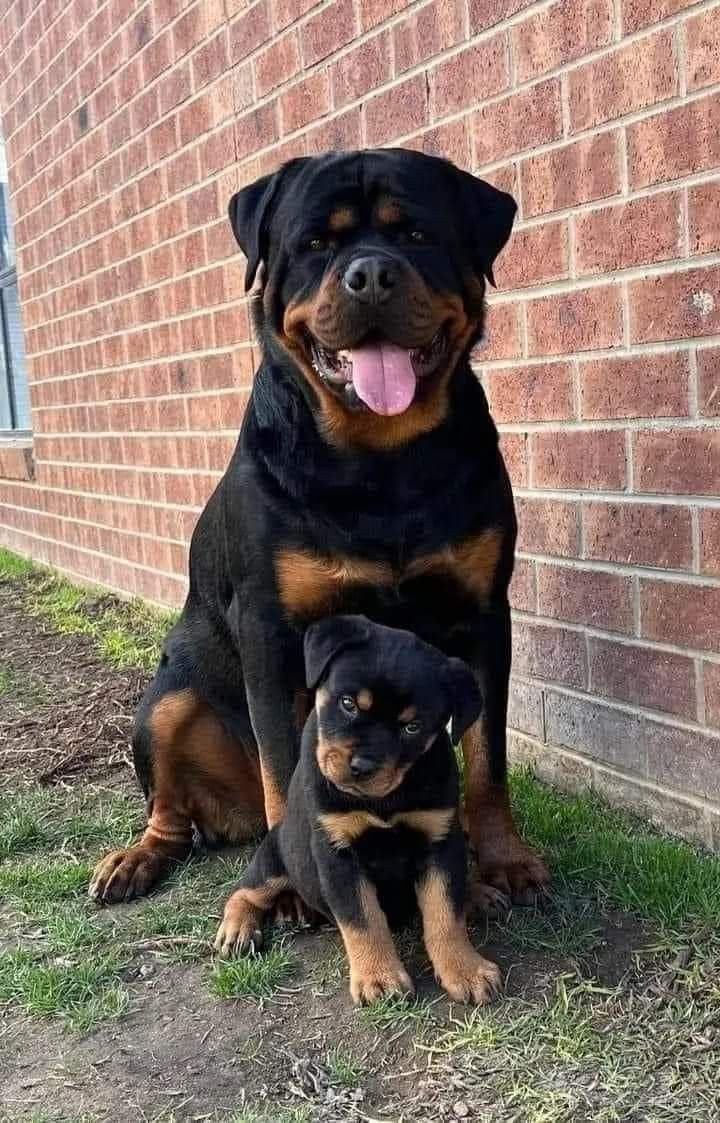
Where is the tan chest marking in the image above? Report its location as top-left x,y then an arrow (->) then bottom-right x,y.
275,529 -> 502,621
275,549 -> 392,620
319,807 -> 454,849
405,527 -> 502,604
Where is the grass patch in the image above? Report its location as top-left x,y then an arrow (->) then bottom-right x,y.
358,991 -> 437,1034
210,942 -> 296,1000
510,769 -> 720,929
0,547 -> 34,580
229,1110 -> 311,1123
0,945 -> 129,1032
325,1045 -> 364,1087
0,546 -> 176,674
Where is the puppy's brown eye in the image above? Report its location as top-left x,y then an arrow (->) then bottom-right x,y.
340,695 -> 357,715
402,721 -> 421,736
410,230 -> 427,244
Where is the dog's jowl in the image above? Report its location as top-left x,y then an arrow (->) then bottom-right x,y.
89,148 -> 548,915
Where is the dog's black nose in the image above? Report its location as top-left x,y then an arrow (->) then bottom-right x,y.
349,754 -> 379,778
343,256 -> 397,304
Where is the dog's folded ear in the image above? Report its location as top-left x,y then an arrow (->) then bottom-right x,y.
451,166 -> 517,287
304,615 -> 373,689
442,656 -> 483,745
228,158 -> 308,291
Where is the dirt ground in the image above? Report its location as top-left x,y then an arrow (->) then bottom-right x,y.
1,570 -> 719,1123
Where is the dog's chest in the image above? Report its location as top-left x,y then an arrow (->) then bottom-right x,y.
274,527 -> 502,628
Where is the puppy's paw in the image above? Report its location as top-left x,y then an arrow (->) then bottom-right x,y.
349,959 -> 415,1006
273,891 -> 318,928
214,891 -> 264,957
436,950 -> 502,1005
89,846 -> 168,904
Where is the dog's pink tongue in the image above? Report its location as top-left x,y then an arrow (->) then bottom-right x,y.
350,342 -> 416,415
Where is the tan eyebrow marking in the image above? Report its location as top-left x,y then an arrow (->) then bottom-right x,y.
376,196 -> 402,225
328,206 -> 357,232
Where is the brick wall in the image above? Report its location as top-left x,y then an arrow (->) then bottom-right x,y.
1,0 -> 719,845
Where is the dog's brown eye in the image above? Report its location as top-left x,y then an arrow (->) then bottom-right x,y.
402,721 -> 421,736
340,694 -> 357,715
410,230 -> 427,244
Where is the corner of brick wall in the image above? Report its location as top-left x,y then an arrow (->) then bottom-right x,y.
1,0 -> 719,845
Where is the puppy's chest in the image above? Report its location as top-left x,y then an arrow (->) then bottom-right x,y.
274,528 -> 502,625
319,807 -> 454,855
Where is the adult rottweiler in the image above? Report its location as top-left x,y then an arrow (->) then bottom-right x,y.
215,615 -> 501,1007
90,148 -> 548,913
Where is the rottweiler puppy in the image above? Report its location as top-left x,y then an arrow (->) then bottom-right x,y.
90,148 -> 548,915
214,616 -> 501,1007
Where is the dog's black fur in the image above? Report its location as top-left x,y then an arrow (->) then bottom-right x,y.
90,148 -> 547,913
215,616 -> 501,1006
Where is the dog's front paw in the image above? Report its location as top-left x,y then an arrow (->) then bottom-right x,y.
349,959 -> 415,1006
214,891 -> 264,957
435,950 -> 502,1005
89,846 -> 169,904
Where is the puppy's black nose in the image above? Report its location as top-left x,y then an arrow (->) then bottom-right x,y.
349,754 -> 379,778
343,256 -> 397,304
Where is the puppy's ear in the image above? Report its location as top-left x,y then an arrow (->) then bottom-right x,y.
452,166 -> 517,287
228,158 -> 307,291
304,615 -> 372,690
443,657 -> 482,745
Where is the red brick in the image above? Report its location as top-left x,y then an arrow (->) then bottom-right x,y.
575,192 -> 684,275
538,563 -> 634,633
589,636 -> 697,717
192,29 -> 230,88
307,107 -> 363,153
254,32 -> 300,96
229,1 -> 269,64
469,0 -> 534,32
301,0 -> 355,65
522,133 -> 622,218
483,362 -> 574,423
580,354 -> 690,420
526,285 -> 623,357
406,119 -> 470,169
513,618 -> 588,688
472,80 -> 562,165
235,102 -> 278,159
688,181 -> 720,256
279,71 -> 330,135
533,429 -> 627,490
634,428 -> 720,496
509,557 -> 536,612
630,266 -> 720,344
640,578 -> 720,651
685,6 -> 720,91
393,1 -> 465,74
622,0 -> 697,33
507,677 -> 544,738
273,0 -> 319,31
700,509 -> 720,575
431,38 -> 509,120
359,0 -> 412,31
514,0 -> 613,82
495,220 -> 569,291
569,30 -> 677,133
500,432 -> 529,487
698,347 -> 720,417
365,76 -> 428,147
703,660 -> 720,727
331,32 -> 391,109
628,94 -> 720,189
477,303 -> 523,361
516,497 -> 580,557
